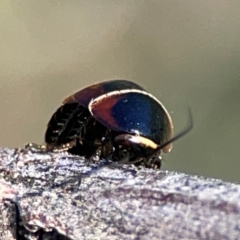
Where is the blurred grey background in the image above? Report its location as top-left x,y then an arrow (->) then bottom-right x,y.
0,1 -> 239,182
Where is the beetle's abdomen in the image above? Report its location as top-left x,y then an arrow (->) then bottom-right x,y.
45,103 -> 90,147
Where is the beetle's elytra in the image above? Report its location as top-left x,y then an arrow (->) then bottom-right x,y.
43,80 -> 192,169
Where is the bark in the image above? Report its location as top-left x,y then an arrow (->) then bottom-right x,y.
0,147 -> 239,240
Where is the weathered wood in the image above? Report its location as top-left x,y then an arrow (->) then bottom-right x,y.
0,147 -> 239,240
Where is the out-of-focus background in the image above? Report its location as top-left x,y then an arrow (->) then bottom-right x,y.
0,1 -> 239,182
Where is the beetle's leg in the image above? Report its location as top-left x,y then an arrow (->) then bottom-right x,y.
50,142 -> 76,152
88,147 -> 102,163
25,143 -> 48,153
145,152 -> 162,169
25,141 -> 76,153
130,149 -> 162,169
88,129 -> 114,163
111,141 -> 143,166
122,151 -> 162,169
111,133 -> 162,169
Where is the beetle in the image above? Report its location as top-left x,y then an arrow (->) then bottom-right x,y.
31,80 -> 192,169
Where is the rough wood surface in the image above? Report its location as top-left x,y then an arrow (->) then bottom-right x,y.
0,147 -> 239,240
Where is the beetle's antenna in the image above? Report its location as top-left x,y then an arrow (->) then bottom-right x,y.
78,109 -> 193,176
147,107 -> 193,160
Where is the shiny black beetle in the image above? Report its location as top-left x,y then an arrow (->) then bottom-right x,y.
41,80 -> 192,169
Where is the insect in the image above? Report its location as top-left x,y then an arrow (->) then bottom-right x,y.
30,80 -> 192,169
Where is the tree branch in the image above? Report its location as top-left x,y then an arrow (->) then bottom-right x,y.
0,148 -> 239,240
